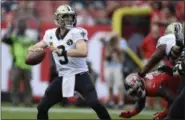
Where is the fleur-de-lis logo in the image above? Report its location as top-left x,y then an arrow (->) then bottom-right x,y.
81,31 -> 85,37
67,39 -> 73,46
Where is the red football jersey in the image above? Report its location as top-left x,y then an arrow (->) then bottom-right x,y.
144,72 -> 181,96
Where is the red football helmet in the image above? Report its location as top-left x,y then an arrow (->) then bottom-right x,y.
124,73 -> 146,100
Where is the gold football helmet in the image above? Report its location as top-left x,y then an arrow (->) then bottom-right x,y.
54,5 -> 77,29
164,22 -> 183,35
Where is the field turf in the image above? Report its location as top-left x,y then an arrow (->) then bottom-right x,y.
1,103 -> 159,119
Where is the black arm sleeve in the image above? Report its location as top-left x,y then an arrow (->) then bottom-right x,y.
2,34 -> 13,45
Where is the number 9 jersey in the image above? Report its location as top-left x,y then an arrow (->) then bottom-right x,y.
43,27 -> 88,77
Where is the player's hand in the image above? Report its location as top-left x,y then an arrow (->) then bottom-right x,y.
49,46 -> 63,56
28,47 -> 44,53
119,110 -> 136,118
153,111 -> 167,120
173,60 -> 185,76
175,24 -> 184,48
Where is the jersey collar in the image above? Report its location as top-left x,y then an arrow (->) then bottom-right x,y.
56,28 -> 70,40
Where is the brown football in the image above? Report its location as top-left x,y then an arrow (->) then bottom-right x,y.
25,51 -> 46,65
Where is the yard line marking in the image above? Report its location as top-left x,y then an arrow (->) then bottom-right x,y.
2,106 -> 154,115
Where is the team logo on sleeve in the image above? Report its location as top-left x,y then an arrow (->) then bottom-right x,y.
67,39 -> 73,46
81,31 -> 86,37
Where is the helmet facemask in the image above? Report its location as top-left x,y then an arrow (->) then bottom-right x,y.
126,82 -> 146,101
54,13 -> 76,29
125,73 -> 146,101
54,5 -> 77,29
127,85 -> 140,101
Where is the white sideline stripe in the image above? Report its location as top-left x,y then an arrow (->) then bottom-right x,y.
2,107 -> 153,115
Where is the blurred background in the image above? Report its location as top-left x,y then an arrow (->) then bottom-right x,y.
1,0 -> 184,119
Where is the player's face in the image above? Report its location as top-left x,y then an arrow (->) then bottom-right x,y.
63,14 -> 73,25
128,86 -> 146,101
55,14 -> 74,29
128,86 -> 140,100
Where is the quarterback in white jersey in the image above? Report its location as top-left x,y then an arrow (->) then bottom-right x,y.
43,27 -> 88,76
28,5 -> 111,120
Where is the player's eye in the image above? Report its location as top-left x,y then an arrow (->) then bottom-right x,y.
62,14 -> 73,19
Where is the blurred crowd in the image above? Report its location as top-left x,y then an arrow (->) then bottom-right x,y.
1,0 -> 184,109
2,0 -> 184,25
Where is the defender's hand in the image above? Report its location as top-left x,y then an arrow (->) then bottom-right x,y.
119,110 -> 136,118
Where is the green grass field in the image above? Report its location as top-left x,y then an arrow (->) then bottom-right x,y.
1,103 -> 158,119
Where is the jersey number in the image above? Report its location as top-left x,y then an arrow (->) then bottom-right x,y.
57,45 -> 68,65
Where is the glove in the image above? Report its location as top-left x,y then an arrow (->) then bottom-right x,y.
175,24 -> 184,49
173,61 -> 185,76
178,50 -> 185,62
157,65 -> 173,75
119,109 -> 136,118
153,111 -> 167,120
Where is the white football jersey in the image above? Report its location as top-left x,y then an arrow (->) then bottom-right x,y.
43,27 -> 88,76
156,34 -> 176,56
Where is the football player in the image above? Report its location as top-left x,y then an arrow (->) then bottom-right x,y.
119,71 -> 182,120
28,5 -> 111,120
138,22 -> 184,78
136,22 -> 184,119
164,24 -> 185,120
120,23 -> 185,120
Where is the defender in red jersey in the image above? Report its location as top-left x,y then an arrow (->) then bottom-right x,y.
120,71 -> 181,120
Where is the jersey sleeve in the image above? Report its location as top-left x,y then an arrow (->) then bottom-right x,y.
72,28 -> 88,43
156,34 -> 176,56
42,30 -> 50,46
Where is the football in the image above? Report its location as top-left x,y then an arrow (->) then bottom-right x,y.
25,50 -> 46,65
